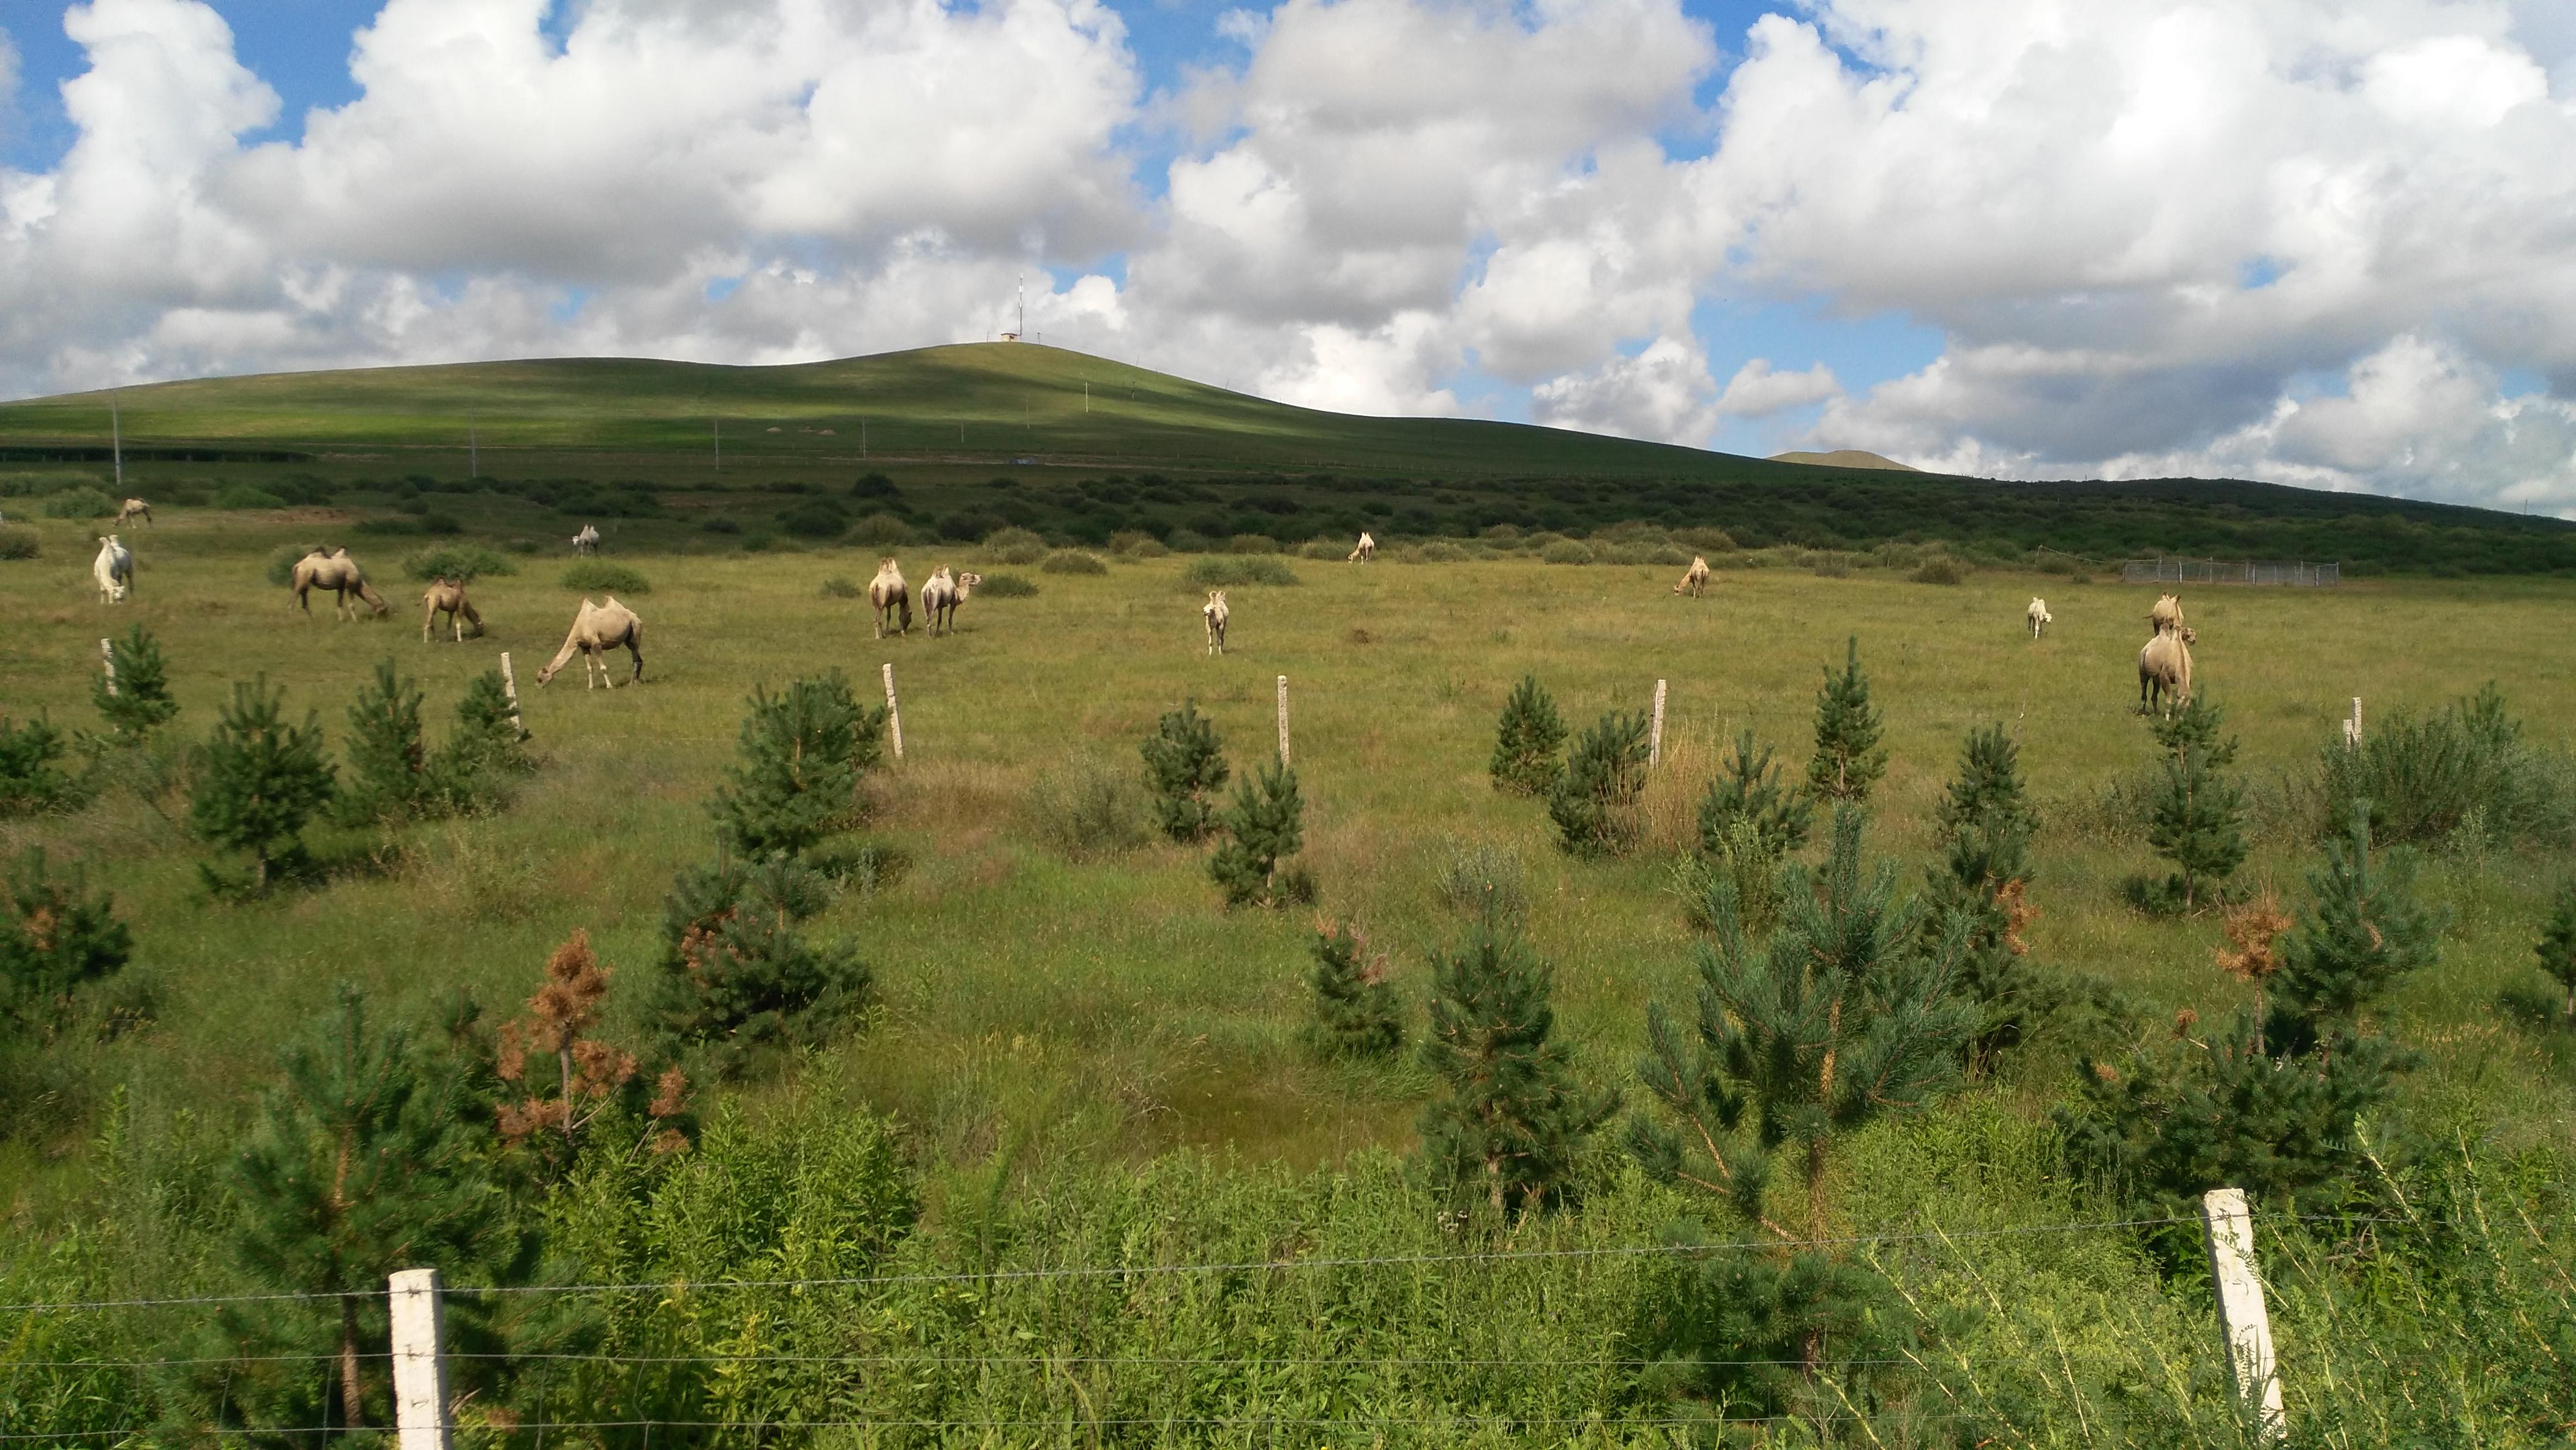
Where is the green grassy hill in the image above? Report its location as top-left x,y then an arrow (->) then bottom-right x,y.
4,342 -> 2570,574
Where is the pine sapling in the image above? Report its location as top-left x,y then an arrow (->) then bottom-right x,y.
432,670 -> 534,813
2212,891 -> 2291,1050
92,625 -> 179,741
1805,636 -> 1887,803
1416,914 -> 1616,1217
1698,728 -> 1812,863
1305,920 -> 1404,1059
1925,724 -> 2046,1072
1489,675 -> 1568,795
1142,701 -> 1230,841
711,672 -> 880,860
1548,710 -> 1650,858
2265,804 -> 2443,1052
1210,760 -> 1311,907
189,676 -> 336,894
2537,880 -> 2576,1026
651,858 -> 870,1060
0,714 -> 80,816
2142,696 -> 2248,912
340,659 -> 436,825
1,846 -> 132,1037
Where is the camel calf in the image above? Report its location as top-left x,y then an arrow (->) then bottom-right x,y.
421,576 -> 484,642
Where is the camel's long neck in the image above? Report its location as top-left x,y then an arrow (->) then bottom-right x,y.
547,629 -> 586,673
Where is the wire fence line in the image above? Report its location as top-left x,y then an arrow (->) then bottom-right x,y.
0,1211 -> 2215,1315
2122,556 -> 2341,587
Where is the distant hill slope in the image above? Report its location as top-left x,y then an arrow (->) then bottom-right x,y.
1770,449 -> 1921,472
1,342 -> 2568,575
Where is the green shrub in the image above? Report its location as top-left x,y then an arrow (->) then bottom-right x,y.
1489,675 -> 1567,796
417,511 -> 463,536
42,487 -> 117,519
560,560 -> 651,594
1228,534 -> 1280,554
712,673 -> 885,862
400,544 -> 515,582
92,626 -> 179,742
974,572 -> 1038,598
1306,922 -> 1404,1059
701,516 -> 743,535
263,545 -> 310,588
779,501 -> 848,539
1180,556 -> 1299,589
1540,539 -> 1593,565
0,527 -> 37,560
1040,549 -> 1107,574
0,847 -> 132,1038
0,715 -> 82,817
845,512 -> 914,546
1109,531 -> 1169,558
985,526 -> 1047,564
1417,915 -> 1613,1217
0,470 -> 103,498
1141,701 -> 1230,843
1911,557 -> 1965,585
337,661 -> 438,827
1295,538 -> 1344,560
216,484 -> 288,511
1210,761 -> 1311,908
650,859 -> 869,1059
2316,684 -> 2575,848
1548,711 -> 1650,858
1028,757 -> 1152,860
1413,541 -> 1469,562
189,676 -> 337,894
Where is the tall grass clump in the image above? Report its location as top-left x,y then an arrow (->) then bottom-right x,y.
974,573 -> 1038,598
2317,683 -> 2576,848
0,526 -> 38,560
1040,549 -> 1107,574
1180,556 -> 1299,589
41,487 -> 116,519
560,560 -> 651,594
1027,756 -> 1151,860
1431,839 -> 1527,922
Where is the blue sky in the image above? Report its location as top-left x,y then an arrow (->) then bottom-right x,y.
2,0 -> 2571,509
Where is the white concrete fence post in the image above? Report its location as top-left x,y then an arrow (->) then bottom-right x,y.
498,652 -> 526,741
388,1268 -> 453,1450
98,638 -> 117,697
2201,1187 -> 2286,1443
1276,675 -> 1291,766
2342,697 -> 2362,751
883,663 -> 904,761
1649,678 -> 1668,768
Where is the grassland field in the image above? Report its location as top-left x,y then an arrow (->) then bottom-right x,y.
3,498 -> 2573,1216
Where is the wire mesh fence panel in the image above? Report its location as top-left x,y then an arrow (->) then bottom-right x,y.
2122,557 -> 2338,586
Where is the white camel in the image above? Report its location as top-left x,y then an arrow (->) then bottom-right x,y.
116,498 -> 152,528
290,546 -> 389,621
2147,593 -> 2185,638
2027,598 -> 2053,639
421,576 -> 484,642
921,566 -> 983,637
1348,532 -> 1376,562
93,535 -> 133,604
1203,590 -> 1229,655
868,557 -> 912,639
2138,625 -> 2195,715
1674,556 -> 1710,597
536,596 -> 644,689
571,524 -> 601,555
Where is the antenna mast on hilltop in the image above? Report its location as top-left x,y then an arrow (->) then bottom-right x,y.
999,275 -> 1027,342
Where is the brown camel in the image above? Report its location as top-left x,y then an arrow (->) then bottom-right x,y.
290,547 -> 389,621
868,557 -> 912,638
536,596 -> 644,689
421,576 -> 484,642
116,498 -> 152,527
1674,556 -> 1710,597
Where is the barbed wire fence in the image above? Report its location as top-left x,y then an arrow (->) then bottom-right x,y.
0,1197 -> 2321,1447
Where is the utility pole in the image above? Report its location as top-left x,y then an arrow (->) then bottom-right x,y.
110,396 -> 122,491
713,418 -> 721,477
468,413 -> 477,479
861,418 -> 867,460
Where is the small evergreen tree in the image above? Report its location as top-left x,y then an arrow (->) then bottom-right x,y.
2141,696 -> 2248,912
1141,701 -> 1230,841
1698,727 -> 1812,862
2062,807 -> 2444,1210
711,672 -> 881,861
651,858 -> 869,1062
214,985 -> 534,1433
1631,810 -> 1977,1233
431,669 -> 533,814
1415,914 -> 1616,1217
1548,710 -> 1650,858
2536,880 -> 2576,1026
189,676 -> 337,894
1489,675 -> 1568,795
1306,920 -> 1404,1058
0,713 -> 80,816
91,625 -> 179,740
0,847 -> 132,1037
1925,724 -> 2048,1073
1210,760 -> 1312,907
1805,637 -> 1886,803
339,659 -> 437,825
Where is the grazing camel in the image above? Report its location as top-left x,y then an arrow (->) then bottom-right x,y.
2138,625 -> 2195,715
1674,556 -> 1711,597
571,524 -> 601,555
115,498 -> 152,528
290,547 -> 389,620
2147,593 -> 2185,637
420,576 -> 484,642
2027,598 -> 2053,639
93,535 -> 133,604
1203,590 -> 1229,655
536,596 -> 644,689
1348,532 -> 1376,562
921,567 -> 983,636
867,557 -> 912,639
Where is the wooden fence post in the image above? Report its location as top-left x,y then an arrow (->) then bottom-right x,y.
498,652 -> 526,740
98,639 -> 117,697
388,1268 -> 453,1450
1276,675 -> 1290,766
1649,679 -> 1668,768
2201,1187 -> 2286,1443
883,663 -> 904,760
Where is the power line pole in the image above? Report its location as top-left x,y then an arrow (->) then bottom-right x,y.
713,417 -> 721,477
468,413 -> 477,478
110,395 -> 122,492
